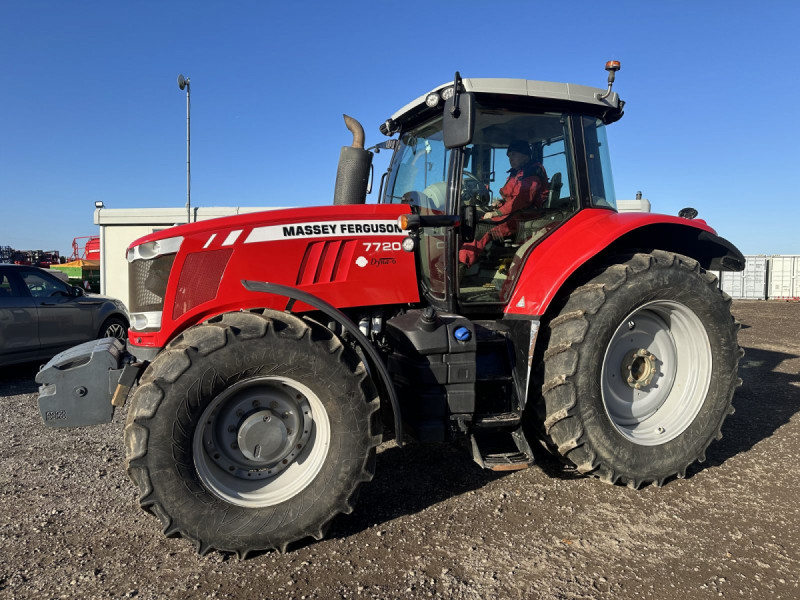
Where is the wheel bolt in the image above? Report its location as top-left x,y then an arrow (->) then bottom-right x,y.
263,415 -> 271,422
252,400 -> 260,407
283,411 -> 292,419
627,320 -> 635,330
235,409 -> 243,417
657,427 -> 666,434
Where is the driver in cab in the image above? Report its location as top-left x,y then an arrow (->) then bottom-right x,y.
459,139 -> 548,272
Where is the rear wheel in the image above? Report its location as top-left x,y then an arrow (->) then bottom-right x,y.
538,251 -> 742,488
124,310 -> 381,555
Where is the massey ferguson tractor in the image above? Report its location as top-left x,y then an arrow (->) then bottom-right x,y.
37,62 -> 745,556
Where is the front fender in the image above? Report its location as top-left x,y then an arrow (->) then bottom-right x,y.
505,209 -> 744,316
241,280 -> 404,447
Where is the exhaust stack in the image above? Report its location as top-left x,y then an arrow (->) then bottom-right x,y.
333,114 -> 372,205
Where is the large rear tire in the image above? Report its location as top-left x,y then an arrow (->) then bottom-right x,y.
124,310 -> 381,556
539,251 -> 742,488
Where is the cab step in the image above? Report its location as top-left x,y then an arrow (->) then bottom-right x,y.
470,427 -> 534,472
473,412 -> 521,429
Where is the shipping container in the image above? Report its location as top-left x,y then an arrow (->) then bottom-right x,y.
768,255 -> 800,300
720,255 -> 768,300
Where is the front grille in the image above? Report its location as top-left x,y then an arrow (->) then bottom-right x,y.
128,254 -> 177,313
172,249 -> 232,320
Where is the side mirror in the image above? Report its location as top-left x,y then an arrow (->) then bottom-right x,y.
443,92 -> 475,149
71,286 -> 84,297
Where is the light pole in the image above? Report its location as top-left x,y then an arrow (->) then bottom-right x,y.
177,74 -> 191,223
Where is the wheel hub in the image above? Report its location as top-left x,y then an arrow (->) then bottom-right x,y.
620,348 -> 658,389
201,385 -> 311,480
237,410 -> 296,463
601,300 -> 712,446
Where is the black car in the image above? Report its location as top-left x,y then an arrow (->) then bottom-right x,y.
0,264 -> 129,367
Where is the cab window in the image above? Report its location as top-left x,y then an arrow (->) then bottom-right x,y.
582,116 -> 617,209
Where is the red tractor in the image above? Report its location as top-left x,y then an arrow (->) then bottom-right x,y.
37,63 -> 744,556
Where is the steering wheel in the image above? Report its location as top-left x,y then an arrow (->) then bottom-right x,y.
461,171 -> 491,212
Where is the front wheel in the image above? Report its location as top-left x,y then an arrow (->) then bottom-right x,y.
538,251 -> 742,488
124,310 -> 381,555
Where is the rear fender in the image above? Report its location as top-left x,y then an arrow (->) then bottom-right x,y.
505,209 -> 745,316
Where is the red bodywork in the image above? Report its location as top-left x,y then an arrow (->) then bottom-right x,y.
128,204 -> 419,349
127,202 -> 720,350
504,209 -> 717,316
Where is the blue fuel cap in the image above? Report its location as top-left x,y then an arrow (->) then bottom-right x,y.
454,326 -> 472,342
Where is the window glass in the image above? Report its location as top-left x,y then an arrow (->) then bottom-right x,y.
21,270 -> 70,298
385,117 -> 449,301
582,117 -> 617,209
458,110 -> 578,305
0,273 -> 17,297
385,117 -> 448,212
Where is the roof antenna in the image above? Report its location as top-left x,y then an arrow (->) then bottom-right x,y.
596,60 -> 621,100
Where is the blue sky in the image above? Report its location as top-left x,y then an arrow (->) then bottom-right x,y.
1,0 -> 798,256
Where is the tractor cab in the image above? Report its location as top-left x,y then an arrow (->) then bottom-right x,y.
380,67 -> 623,311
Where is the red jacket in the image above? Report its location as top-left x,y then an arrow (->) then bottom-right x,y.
496,162 -> 549,218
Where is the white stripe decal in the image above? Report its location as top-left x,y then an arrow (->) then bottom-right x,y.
202,233 -> 217,249
244,220 -> 407,244
222,230 -> 242,246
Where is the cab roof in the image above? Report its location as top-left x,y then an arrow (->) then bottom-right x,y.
386,78 -> 624,133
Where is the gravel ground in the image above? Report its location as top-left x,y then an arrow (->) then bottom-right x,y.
1,300 -> 798,599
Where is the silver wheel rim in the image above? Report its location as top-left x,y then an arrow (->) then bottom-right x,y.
193,376 -> 330,508
104,322 -> 127,339
601,300 -> 712,446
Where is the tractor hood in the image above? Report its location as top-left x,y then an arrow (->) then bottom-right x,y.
126,204 -> 419,350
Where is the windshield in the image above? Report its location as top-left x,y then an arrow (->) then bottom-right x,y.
384,117 -> 448,212
384,117 -> 450,301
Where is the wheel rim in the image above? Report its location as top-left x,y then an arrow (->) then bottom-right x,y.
601,300 -> 712,446
193,376 -> 330,508
104,322 -> 127,339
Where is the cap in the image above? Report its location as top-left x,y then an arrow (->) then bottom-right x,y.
506,140 -> 531,156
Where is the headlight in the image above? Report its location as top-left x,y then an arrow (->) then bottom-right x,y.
130,311 -> 163,331
127,236 -> 184,262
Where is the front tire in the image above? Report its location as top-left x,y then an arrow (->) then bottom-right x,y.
124,310 -> 381,555
539,251 -> 742,488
